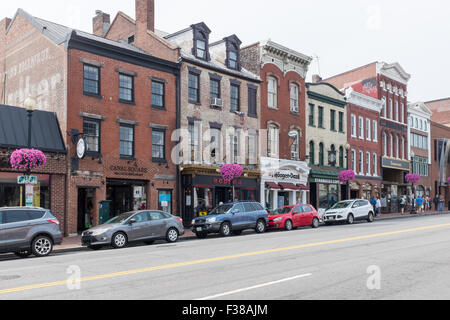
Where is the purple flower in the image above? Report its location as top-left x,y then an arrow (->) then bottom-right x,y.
405,173 -> 420,184
10,149 -> 47,172
338,170 -> 356,183
221,164 -> 244,183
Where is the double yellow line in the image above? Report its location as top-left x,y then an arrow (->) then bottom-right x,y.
1,222 -> 450,296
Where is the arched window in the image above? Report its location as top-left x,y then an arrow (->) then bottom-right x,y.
396,135 -> 399,159
389,133 -> 393,157
339,146 -> 344,168
267,124 -> 279,158
329,145 -> 336,167
383,132 -> 387,156
268,77 -> 278,109
290,130 -> 300,160
309,141 -> 315,165
319,143 -> 324,166
290,84 -> 299,113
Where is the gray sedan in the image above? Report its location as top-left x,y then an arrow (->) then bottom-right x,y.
81,211 -> 185,250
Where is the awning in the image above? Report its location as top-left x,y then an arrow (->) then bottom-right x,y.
298,184 -> 310,191
194,185 -> 213,189
266,182 -> 281,190
279,183 -> 300,190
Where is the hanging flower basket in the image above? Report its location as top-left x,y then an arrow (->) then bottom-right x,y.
447,177 -> 450,185
338,170 -> 356,183
405,173 -> 420,184
10,149 -> 47,172
220,164 -> 243,183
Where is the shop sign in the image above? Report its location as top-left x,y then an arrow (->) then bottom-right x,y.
271,170 -> 301,181
213,178 -> 243,186
310,178 -> 339,184
17,176 -> 38,185
134,186 -> 143,199
110,165 -> 149,177
382,157 -> 410,171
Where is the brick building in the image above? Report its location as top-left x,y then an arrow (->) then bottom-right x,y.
408,102 -> 432,198
345,88 -> 383,200
426,98 -> 450,127
324,62 -> 411,212
240,40 -> 312,210
430,121 -> 450,209
0,105 -> 66,224
1,4 -> 180,235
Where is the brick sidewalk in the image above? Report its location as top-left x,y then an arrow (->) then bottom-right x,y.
54,210 -> 450,252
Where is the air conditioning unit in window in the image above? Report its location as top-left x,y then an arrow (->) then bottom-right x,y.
211,98 -> 223,108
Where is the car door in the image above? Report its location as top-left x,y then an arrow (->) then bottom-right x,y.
301,205 -> 314,226
350,201 -> 360,218
243,203 -> 257,229
292,206 -> 304,227
3,210 -> 34,250
128,212 -> 151,241
148,211 -> 170,238
360,200 -> 371,219
0,210 -> 5,253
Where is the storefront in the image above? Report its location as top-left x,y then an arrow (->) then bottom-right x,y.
106,179 -> 148,217
381,157 -> 411,213
260,158 -> 310,211
0,172 -> 51,208
181,170 -> 260,224
309,170 -> 341,211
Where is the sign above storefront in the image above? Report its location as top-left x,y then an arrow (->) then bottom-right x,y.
382,157 -> 410,171
17,175 -> 38,185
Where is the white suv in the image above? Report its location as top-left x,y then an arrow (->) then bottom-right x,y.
324,200 -> 375,225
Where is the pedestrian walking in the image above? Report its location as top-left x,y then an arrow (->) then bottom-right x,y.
439,195 -> 445,212
370,196 -> 377,214
400,196 -> 406,215
434,195 -> 439,211
376,197 -> 382,217
416,195 -> 424,214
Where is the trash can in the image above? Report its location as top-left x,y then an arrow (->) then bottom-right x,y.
99,200 -> 112,225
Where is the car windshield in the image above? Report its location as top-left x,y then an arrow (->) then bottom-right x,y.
270,207 -> 292,215
331,201 -> 353,209
208,205 -> 233,215
105,212 -> 136,224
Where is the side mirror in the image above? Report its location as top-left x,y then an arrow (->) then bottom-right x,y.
129,219 -> 137,225
232,209 -> 239,214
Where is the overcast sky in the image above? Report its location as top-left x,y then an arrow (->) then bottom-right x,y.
3,0 -> 449,102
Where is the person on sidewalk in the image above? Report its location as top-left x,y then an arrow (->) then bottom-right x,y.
439,195 -> 445,212
400,196 -> 406,215
370,196 -> 377,214
376,197 -> 382,217
434,195 -> 440,211
416,195 -> 424,214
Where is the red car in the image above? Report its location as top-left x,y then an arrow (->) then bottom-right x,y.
268,204 -> 320,231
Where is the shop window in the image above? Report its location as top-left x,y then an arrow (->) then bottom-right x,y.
158,191 -> 172,214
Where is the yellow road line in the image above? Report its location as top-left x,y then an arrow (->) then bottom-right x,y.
1,222 -> 450,295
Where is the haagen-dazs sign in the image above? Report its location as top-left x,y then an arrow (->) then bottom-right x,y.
271,170 -> 301,181
110,165 -> 148,177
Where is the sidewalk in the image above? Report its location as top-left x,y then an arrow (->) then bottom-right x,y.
54,210 -> 450,253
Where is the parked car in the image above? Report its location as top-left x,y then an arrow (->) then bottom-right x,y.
268,204 -> 320,231
82,210 -> 185,250
0,207 -> 63,258
323,199 -> 375,225
191,202 -> 269,238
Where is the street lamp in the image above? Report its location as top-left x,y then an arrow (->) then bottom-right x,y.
345,143 -> 351,200
24,97 -> 36,176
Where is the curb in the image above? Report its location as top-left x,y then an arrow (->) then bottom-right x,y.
375,211 -> 450,221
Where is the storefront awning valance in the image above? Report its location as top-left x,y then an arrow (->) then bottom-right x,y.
279,183 -> 300,190
266,182 -> 281,190
298,184 -> 310,191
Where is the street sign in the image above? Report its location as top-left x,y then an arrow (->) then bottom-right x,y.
17,176 -> 38,185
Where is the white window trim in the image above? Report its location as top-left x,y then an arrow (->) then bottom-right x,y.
373,153 -> 378,177
358,116 -> 364,140
359,150 -> 364,175
373,120 -> 378,142
366,118 -> 371,141
351,114 -> 357,138
366,151 -> 371,176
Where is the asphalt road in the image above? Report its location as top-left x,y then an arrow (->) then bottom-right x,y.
1,214 -> 450,300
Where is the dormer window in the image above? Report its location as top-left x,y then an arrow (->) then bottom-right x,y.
224,35 -> 242,71
191,23 -> 211,61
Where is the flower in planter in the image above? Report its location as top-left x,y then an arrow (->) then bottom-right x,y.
220,164 -> 244,183
10,149 -> 47,172
405,173 -> 421,184
338,170 -> 356,183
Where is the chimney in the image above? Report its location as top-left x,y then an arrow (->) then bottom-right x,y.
136,0 -> 155,35
312,74 -> 322,84
93,10 -> 110,37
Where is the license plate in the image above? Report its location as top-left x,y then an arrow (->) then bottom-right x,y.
196,227 -> 203,232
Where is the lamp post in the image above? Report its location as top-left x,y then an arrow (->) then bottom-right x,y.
24,97 -> 36,176
345,143 -> 351,200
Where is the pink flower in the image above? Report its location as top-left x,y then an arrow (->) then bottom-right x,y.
405,173 -> 420,184
338,170 -> 356,183
221,164 -> 244,183
10,149 -> 47,172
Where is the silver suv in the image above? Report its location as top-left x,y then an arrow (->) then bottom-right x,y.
0,207 -> 63,258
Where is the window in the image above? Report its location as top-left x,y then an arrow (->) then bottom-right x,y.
188,73 -> 200,104
373,153 -> 378,176
230,84 -> 240,112
389,99 -> 393,119
248,86 -> 257,117
339,112 -> 344,133
291,131 -> 300,160
309,141 -> 315,165
228,50 -> 238,69
329,145 -> 336,167
152,81 -> 165,109
396,135 -> 399,159
318,107 -> 324,128
366,119 -> 371,141
352,149 -> 356,171
83,119 -> 100,155
248,134 -> 258,165
210,79 -> 220,100
411,133 -> 428,150
366,151 -> 371,175
188,122 -> 200,162
395,101 -> 399,121
210,130 -> 221,164
230,131 -> 240,164
309,104 -> 315,126
83,65 -> 100,96
268,125 -> 279,158
330,110 -> 336,131
390,134 -> 393,157
290,84 -> 299,112
382,97 -> 387,118
120,125 -> 134,158
196,39 -> 207,59
268,77 -> 278,109
5,210 -> 31,224
339,146 -> 344,168
358,117 -> 364,139
401,136 -> 405,160
351,115 -> 356,137
401,103 -> 405,123
158,191 -> 172,214
383,132 -> 387,156
152,130 -> 165,161
373,120 -> 378,142
359,150 -> 364,174
119,74 -> 134,102
319,143 -> 324,166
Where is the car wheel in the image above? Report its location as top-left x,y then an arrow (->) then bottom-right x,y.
347,214 -> 355,225
367,212 -> 375,223
15,250 -> 32,258
196,233 -> 208,239
111,232 -> 128,249
88,245 -> 103,251
31,235 -> 53,257
166,228 -> 179,243
220,222 -> 232,237
312,218 -> 320,229
285,220 -> 293,231
255,219 -> 267,234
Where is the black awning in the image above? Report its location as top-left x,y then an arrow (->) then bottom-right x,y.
0,104 -> 66,153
